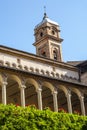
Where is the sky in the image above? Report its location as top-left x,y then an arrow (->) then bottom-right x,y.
0,0 -> 87,62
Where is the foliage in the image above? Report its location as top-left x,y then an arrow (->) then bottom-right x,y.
0,104 -> 87,130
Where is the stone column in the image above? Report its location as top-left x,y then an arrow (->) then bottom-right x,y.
52,90 -> 58,112
79,95 -> 85,116
20,85 -> 26,107
66,90 -> 72,114
36,88 -> 42,110
2,82 -> 7,105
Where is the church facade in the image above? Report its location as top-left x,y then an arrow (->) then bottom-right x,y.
0,13 -> 87,116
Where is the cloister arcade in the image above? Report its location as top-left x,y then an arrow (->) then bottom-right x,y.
0,69 -> 87,116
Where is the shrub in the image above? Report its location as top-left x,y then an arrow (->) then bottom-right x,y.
0,104 -> 87,130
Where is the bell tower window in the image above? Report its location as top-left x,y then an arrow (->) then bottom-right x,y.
53,50 -> 57,60
52,30 -> 55,35
40,32 -> 43,37
42,51 -> 46,57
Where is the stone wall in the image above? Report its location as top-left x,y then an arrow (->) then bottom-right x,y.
81,72 -> 87,85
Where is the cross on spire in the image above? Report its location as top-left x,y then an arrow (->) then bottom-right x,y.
43,6 -> 48,20
44,6 -> 46,14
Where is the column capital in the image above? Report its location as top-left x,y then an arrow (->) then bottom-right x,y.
1,73 -> 8,82
52,90 -> 58,112
79,92 -> 84,100
22,85 -> 26,89
2,81 -> 8,86
66,89 -> 71,97
20,84 -> 26,89
36,88 -> 42,93
79,95 -> 84,101
52,90 -> 58,95
36,87 -> 42,110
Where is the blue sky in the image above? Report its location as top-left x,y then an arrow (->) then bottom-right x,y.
0,0 -> 87,62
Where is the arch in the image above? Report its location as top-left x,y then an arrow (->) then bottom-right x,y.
26,78 -> 39,90
58,85 -> 68,96
42,81 -> 54,92
53,48 -> 57,60
71,88 -> 82,98
0,74 -> 4,85
8,74 -> 22,87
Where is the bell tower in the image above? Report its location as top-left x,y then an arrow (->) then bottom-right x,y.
33,13 -> 63,61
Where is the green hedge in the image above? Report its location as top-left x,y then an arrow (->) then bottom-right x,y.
0,104 -> 87,130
